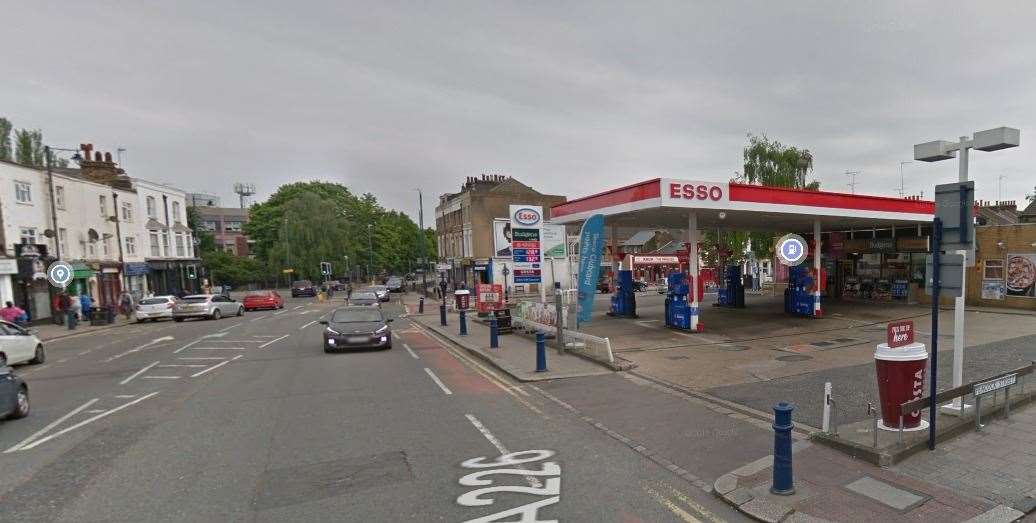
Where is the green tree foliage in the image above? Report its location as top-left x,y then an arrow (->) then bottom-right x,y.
0,118 -> 12,161
14,128 -> 44,167
201,250 -> 268,287
186,206 -> 217,253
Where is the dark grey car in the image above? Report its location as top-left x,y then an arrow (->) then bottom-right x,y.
348,291 -> 380,307
0,366 -> 29,420
320,307 -> 393,352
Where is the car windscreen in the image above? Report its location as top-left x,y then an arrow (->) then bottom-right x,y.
331,309 -> 384,323
140,298 -> 170,305
353,292 -> 377,300
293,280 -> 313,288
181,296 -> 210,304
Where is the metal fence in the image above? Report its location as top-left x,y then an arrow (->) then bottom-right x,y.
511,315 -> 615,365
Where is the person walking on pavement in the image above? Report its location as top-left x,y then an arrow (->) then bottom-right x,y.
80,293 -> 93,321
346,283 -> 353,302
119,291 -> 134,320
0,301 -> 25,323
59,292 -> 77,330
69,293 -> 82,327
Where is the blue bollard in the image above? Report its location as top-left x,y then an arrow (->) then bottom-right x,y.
535,332 -> 547,372
489,318 -> 499,348
459,309 -> 468,336
418,297 -> 424,314
440,304 -> 447,326
770,401 -> 795,495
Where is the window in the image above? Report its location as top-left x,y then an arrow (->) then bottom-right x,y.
175,233 -> 186,256
55,186 -> 66,210
162,232 -> 170,257
121,201 -> 133,222
99,195 -> 107,217
87,241 -> 95,257
19,227 -> 37,244
223,243 -> 236,254
225,220 -> 243,232
146,196 -> 156,218
150,232 -> 160,257
984,259 -> 1005,280
58,228 -> 68,255
202,220 -> 217,231
172,201 -> 182,222
103,237 -> 111,256
187,235 -> 194,258
14,181 -> 31,204
125,236 -> 136,256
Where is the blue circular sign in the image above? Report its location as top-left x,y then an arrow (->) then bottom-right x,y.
47,261 -> 74,287
776,234 -> 807,266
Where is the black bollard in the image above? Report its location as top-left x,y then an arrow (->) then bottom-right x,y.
770,402 -> 795,495
535,332 -> 547,372
489,318 -> 499,348
418,297 -> 424,314
459,309 -> 468,335
440,304 -> 447,326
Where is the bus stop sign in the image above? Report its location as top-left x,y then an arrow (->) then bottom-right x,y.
934,181 -> 975,266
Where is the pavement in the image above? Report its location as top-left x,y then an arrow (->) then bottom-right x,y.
0,291 -> 745,522
31,315 -> 136,342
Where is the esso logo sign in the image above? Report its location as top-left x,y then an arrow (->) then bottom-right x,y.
513,208 -> 541,226
668,182 -> 723,202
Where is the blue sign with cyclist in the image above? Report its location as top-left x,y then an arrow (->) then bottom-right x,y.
776,233 -> 808,266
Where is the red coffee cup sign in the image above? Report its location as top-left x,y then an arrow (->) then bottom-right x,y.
887,320 -> 914,348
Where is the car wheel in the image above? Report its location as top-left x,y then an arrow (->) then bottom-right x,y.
0,353 -> 7,367
9,386 -> 29,419
212,309 -> 222,320
29,345 -> 45,365
174,318 -> 184,322
237,307 -> 244,316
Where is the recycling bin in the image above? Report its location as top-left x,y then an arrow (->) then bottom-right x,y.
874,342 -> 929,431
454,289 -> 471,310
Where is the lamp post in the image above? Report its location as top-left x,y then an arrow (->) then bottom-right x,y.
343,255 -> 349,281
914,126 -> 1020,416
367,223 -> 374,284
416,188 -> 428,298
501,264 -> 510,303
898,161 -> 912,197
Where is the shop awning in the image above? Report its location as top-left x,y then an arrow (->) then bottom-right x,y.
71,261 -> 94,279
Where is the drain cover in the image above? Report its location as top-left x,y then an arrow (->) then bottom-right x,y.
719,345 -> 749,351
776,355 -> 813,362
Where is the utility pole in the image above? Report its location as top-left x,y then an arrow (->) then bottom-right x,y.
417,189 -> 428,298
845,170 -> 860,195
898,161 -> 912,197
997,174 -> 1006,201
367,223 -> 374,284
44,146 -> 61,261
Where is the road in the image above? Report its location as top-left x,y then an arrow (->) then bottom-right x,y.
0,293 -> 745,522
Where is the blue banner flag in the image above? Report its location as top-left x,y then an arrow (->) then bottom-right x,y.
577,214 -> 605,325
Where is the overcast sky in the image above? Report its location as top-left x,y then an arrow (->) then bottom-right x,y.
4,1 -> 1035,225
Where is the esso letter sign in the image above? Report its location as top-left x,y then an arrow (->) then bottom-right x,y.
513,208 -> 541,226
669,182 -> 723,202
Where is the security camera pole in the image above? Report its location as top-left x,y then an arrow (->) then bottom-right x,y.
915,127 -> 1020,416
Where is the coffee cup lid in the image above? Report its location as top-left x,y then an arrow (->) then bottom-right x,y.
874,342 -> 927,361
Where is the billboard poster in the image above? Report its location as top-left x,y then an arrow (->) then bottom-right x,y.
982,279 -> 1006,300
493,219 -> 512,257
577,214 -> 605,324
541,223 -> 567,258
475,283 -> 504,313
1006,254 -> 1036,298
509,205 -> 543,284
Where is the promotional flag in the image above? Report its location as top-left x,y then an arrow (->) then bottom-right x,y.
577,214 -> 605,325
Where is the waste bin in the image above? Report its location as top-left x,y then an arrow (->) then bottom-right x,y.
454,289 -> 471,310
874,341 -> 929,431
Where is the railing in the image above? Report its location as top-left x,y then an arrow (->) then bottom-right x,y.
511,316 -> 615,365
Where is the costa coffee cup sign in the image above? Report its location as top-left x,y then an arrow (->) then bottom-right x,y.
887,320 -> 914,348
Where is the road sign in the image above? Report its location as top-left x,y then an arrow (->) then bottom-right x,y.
887,320 -> 915,348
934,181 -> 975,266
47,261 -> 74,288
974,373 -> 1017,396
925,252 -> 964,298
776,234 -> 807,266
282,268 -> 295,274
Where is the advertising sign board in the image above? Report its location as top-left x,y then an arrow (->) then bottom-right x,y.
887,320 -> 915,348
1005,253 -> 1036,298
509,205 -> 543,284
577,214 -> 605,324
541,223 -> 567,258
475,283 -> 504,313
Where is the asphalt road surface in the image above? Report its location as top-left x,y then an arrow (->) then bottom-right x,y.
0,293 -> 745,522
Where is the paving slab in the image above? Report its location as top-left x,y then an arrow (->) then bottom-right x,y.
844,476 -> 927,511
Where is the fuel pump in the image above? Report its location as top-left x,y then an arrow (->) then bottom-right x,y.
664,272 -> 691,329
607,270 -> 638,318
715,265 -> 745,308
785,265 -> 815,317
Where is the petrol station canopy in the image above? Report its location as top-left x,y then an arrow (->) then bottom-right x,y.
550,178 -> 935,232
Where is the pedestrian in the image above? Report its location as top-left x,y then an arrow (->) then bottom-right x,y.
69,293 -> 82,327
0,301 -> 25,323
60,292 -> 77,330
119,291 -> 134,320
346,283 -> 353,301
80,293 -> 93,321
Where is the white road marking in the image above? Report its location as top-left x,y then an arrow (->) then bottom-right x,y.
188,347 -> 249,350
298,310 -> 314,315
424,368 -> 453,395
250,315 -> 270,322
219,323 -> 243,332
18,392 -> 160,451
252,335 -> 281,338
273,310 -> 290,315
57,358 -> 68,363
119,361 -> 160,385
178,356 -> 226,360
77,350 -> 91,355
293,305 -> 304,310
403,343 -> 419,359
201,340 -> 264,343
4,398 -> 99,453
173,339 -> 202,354
191,354 -> 243,377
463,414 -> 543,488
259,334 -> 290,348
158,364 -> 207,368
299,320 -> 317,330
105,336 -> 175,361
84,409 -> 107,414
203,332 -> 228,338
113,394 -> 137,398
142,376 -> 181,379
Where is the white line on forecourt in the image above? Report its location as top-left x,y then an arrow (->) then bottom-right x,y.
403,343 -> 419,359
424,368 -> 453,395
18,392 -> 160,451
120,361 -> 160,385
191,355 -> 243,378
4,398 -> 99,453
259,334 -> 289,348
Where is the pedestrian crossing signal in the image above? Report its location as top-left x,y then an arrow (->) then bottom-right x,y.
187,265 -> 197,279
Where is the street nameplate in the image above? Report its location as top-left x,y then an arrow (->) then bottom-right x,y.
974,373 -> 1017,396
887,320 -> 914,348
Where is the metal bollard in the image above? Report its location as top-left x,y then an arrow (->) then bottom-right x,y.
440,304 -> 447,326
867,403 -> 878,449
535,332 -> 547,372
418,297 -> 424,314
490,318 -> 499,348
459,309 -> 468,336
770,402 -> 796,496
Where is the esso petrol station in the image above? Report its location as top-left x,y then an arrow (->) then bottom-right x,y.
550,178 -> 934,332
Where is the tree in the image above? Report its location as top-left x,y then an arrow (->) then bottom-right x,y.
14,129 -> 44,167
186,206 -> 216,253
0,118 -> 12,161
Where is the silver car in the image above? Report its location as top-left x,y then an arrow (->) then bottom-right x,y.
135,295 -> 177,322
172,294 -> 244,321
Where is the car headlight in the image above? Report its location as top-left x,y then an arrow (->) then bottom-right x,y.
375,325 -> 388,334
326,327 -> 340,335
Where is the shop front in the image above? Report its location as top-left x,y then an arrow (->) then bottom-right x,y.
0,257 -> 18,305
13,244 -> 55,323
98,263 -> 123,308
124,262 -> 150,299
834,235 -> 929,303
68,261 -> 95,296
146,260 -> 201,296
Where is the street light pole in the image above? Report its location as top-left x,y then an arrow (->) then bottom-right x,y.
898,161 -> 912,197
367,223 -> 374,284
417,189 -> 428,298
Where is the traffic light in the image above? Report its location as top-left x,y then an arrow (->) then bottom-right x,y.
320,262 -> 332,276
187,265 -> 197,279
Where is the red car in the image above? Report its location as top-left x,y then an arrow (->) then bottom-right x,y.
242,290 -> 284,311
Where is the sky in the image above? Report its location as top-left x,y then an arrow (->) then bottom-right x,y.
4,1 -> 1035,226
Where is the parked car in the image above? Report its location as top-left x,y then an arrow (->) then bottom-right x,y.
291,280 -> 317,298
367,285 -> 391,302
0,366 -> 29,420
211,285 -> 232,297
243,290 -> 284,311
326,280 -> 344,291
135,295 -> 177,322
386,276 -> 404,293
0,321 -> 44,366
173,294 -> 244,321
320,306 -> 393,352
348,291 -> 380,307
